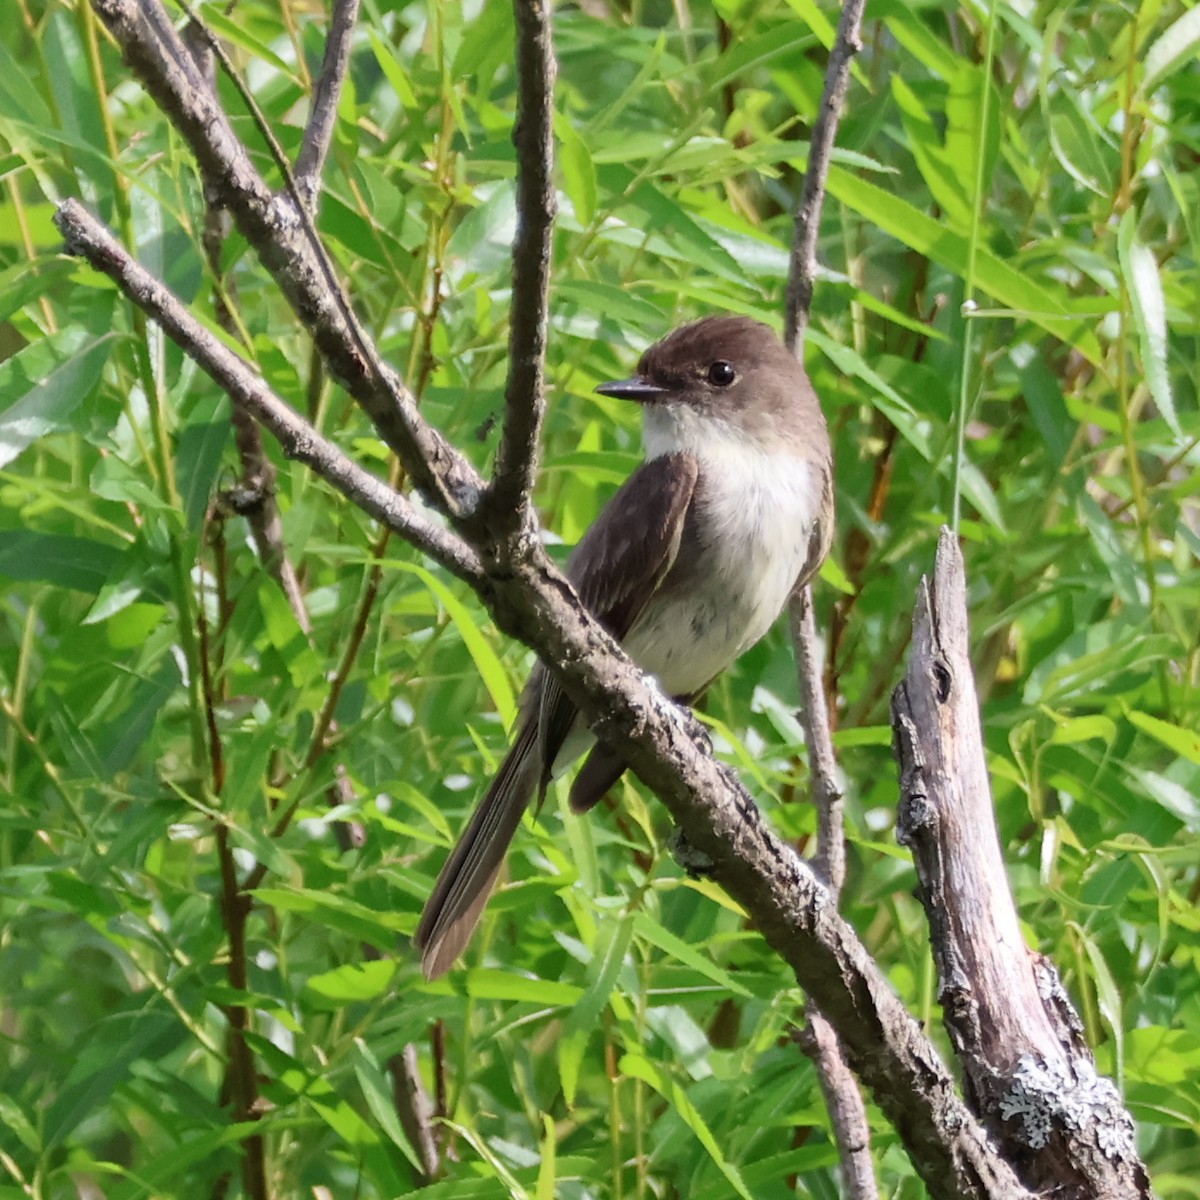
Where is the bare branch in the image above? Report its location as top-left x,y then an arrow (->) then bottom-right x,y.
461,544 -> 1031,1200
54,200 -> 482,587
91,0 -> 480,517
483,0 -> 557,536
295,0 -> 362,208
892,529 -> 1150,1198
790,594 -> 876,1199
781,2 -> 874,1188
783,0 -> 869,352
795,1016 -> 878,1200
790,592 -> 845,892
58,191 -> 1035,1195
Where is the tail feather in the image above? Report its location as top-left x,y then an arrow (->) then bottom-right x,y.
415,719 -> 540,979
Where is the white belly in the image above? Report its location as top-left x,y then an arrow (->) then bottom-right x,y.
625,447 -> 821,697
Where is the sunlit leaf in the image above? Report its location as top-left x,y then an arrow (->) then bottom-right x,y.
1118,208 -> 1179,439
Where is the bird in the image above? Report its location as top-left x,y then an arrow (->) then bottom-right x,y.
415,314 -> 834,979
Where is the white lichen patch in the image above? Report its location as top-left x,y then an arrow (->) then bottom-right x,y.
998,1056 -> 1135,1158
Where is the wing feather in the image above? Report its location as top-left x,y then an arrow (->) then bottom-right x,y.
535,452 -> 699,782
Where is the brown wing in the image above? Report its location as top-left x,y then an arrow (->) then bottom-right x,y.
534,452 -> 700,783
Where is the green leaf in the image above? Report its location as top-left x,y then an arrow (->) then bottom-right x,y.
633,913 -> 753,998
555,113 -> 597,226
890,75 -> 972,227
1128,712 -> 1200,766
305,960 -> 397,1006
459,968 -> 582,1005
0,531 -> 122,592
825,165 -> 1103,363
1141,6 -> 1200,94
368,29 -> 418,108
253,887 -> 411,944
198,5 -> 297,77
1118,208 -> 1179,439
559,913 -> 634,1104
619,1053 -> 755,1200
388,560 -> 517,729
0,329 -> 114,468
176,396 -> 231,530
536,1113 -> 557,1200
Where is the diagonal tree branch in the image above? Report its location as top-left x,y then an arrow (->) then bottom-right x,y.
482,0 -> 557,538
54,201 -> 482,588
56,192 -> 1027,1196
91,0 -> 480,517
295,0 -> 362,209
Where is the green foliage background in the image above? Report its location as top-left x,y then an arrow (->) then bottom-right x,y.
1,0 -> 1198,1195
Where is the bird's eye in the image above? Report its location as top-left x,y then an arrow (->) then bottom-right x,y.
707,360 -> 736,387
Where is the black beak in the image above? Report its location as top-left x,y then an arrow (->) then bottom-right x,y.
594,376 -> 669,403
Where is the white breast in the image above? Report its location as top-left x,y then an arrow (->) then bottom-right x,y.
628,405 -> 823,696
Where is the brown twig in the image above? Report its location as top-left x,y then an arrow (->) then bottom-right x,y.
196,510 -> 267,1199
782,0 -> 868,351
294,0 -> 361,209
790,595 -> 845,894
780,0 -> 876,1192
480,0 -> 557,537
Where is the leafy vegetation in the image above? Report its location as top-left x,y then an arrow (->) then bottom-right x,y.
1,0 -> 1197,1195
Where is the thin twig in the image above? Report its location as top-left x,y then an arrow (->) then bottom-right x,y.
482,0 -> 557,536
55,200 -> 483,587
789,595 -> 845,893
295,0 -> 361,209
783,0 -> 869,351
782,0 -> 875,1193
197,514 -> 268,1198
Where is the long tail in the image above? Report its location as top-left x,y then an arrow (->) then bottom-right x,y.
415,719 -> 541,979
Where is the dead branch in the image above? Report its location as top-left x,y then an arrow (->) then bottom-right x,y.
892,528 -> 1150,1197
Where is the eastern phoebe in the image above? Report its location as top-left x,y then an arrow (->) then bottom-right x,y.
416,315 -> 833,979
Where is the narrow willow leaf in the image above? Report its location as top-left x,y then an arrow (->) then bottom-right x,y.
1142,6 -> 1200,94
808,330 -> 933,460
891,75 -> 972,227
0,36 -> 53,124
198,7 -> 297,78
1128,711 -> 1200,766
1075,924 -> 1125,1077
0,531 -> 122,592
0,329 -> 113,468
554,114 -> 597,226
253,887 -> 411,941
1124,766 -> 1200,833
619,1053 -> 755,1200
389,561 -> 518,729
633,913 -> 753,998
368,29 -> 418,108
554,281 -> 664,332
536,1113 -> 557,1200
461,968 -> 582,1005
1118,208 -> 1179,439
825,166 -> 1103,363
305,960 -> 397,1005
559,914 -> 633,1104
1048,714 -> 1118,746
